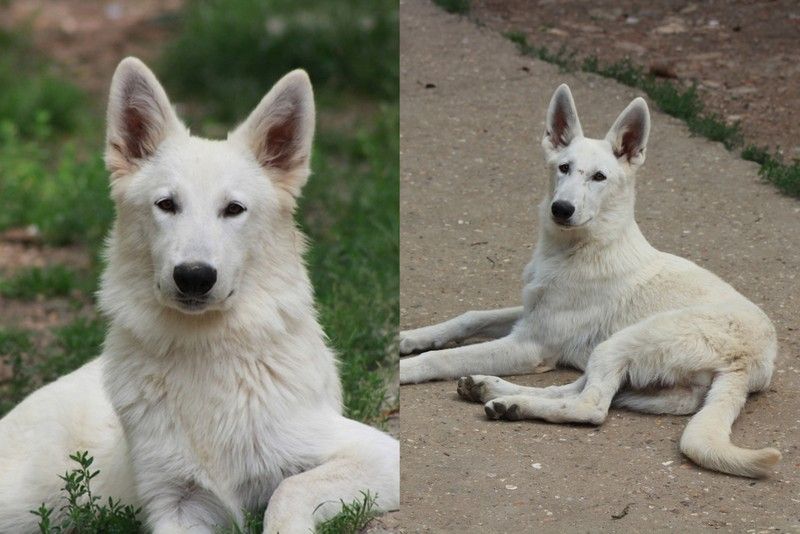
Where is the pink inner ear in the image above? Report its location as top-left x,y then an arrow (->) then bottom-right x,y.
614,125 -> 642,161
552,111 -> 569,147
259,116 -> 300,171
122,105 -> 149,160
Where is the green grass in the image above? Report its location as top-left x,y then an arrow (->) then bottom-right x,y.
432,0 -> 471,15
316,492 -> 379,534
0,120 -> 112,248
0,265 -> 81,300
501,31 -> 800,197
0,29 -> 86,138
161,0 -> 398,122
742,145 -> 800,197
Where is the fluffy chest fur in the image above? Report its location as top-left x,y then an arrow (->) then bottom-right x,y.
103,322 -> 341,513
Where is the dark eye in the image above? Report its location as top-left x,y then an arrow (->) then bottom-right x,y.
155,198 -> 177,213
558,163 -> 570,174
223,202 -> 246,217
592,172 -> 607,182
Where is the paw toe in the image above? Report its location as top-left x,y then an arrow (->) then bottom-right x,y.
485,400 -> 506,419
457,376 -> 484,402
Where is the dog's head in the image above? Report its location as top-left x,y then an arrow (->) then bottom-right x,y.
104,57 -> 314,316
541,84 -> 649,231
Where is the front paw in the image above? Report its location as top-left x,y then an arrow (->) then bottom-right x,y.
400,356 -> 426,384
399,330 -> 435,355
457,375 -> 489,403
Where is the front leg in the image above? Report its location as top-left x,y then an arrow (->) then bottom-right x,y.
400,307 -> 523,354
400,335 -> 542,384
264,417 -> 399,534
457,374 -> 585,403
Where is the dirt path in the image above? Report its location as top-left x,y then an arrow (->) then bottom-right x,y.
469,0 -> 800,158
399,0 -> 800,531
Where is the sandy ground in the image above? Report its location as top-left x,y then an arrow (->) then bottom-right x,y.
399,0 -> 800,531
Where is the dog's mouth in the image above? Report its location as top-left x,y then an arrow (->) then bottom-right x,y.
175,297 -> 211,313
171,289 -> 235,315
552,217 -> 593,229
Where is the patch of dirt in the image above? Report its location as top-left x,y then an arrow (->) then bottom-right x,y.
0,240 -> 91,275
469,0 -> 800,157
0,0 -> 182,97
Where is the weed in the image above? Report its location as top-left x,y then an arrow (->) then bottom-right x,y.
741,147 -> 800,197
32,451 -> 142,533
316,491 -> 379,534
433,0 -> 471,15
505,32 -> 575,71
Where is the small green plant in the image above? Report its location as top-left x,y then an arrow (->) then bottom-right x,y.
433,0 -> 471,15
742,146 -> 800,197
316,491 -> 379,534
0,265 -> 80,300
31,451 -> 142,533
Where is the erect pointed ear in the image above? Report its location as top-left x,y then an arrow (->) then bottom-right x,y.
105,57 -> 185,179
542,84 -> 583,156
230,70 -> 315,198
605,97 -> 650,167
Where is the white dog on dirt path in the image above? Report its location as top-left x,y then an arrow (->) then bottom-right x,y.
400,84 -> 780,479
0,57 -> 398,533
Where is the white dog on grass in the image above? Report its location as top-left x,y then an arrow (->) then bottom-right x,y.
400,84 -> 780,479
0,57 -> 398,533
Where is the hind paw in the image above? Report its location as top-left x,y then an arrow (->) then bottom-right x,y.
484,399 -> 522,421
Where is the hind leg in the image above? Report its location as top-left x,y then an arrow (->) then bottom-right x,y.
400,307 -> 523,354
483,310 -> 733,424
612,385 -> 708,415
400,335 -> 542,384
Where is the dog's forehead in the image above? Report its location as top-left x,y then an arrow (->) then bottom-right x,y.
564,138 -> 618,170
157,136 -> 263,191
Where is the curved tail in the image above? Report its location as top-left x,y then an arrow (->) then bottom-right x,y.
679,371 -> 781,478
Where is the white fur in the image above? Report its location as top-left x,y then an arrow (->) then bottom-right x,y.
400,84 -> 780,479
0,57 -> 398,533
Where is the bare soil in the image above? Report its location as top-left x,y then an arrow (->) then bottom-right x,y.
469,0 -> 800,158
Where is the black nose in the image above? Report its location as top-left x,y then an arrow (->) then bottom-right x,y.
173,262 -> 217,296
551,200 -> 575,221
